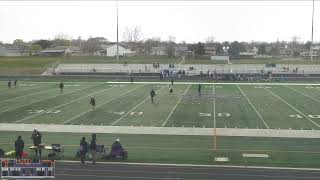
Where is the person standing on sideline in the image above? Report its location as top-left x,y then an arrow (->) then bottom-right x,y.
90,97 -> 96,111
89,133 -> 97,164
79,137 -> 88,164
31,129 -> 42,159
14,136 -> 24,160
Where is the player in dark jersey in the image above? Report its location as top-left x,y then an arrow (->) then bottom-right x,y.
14,80 -> 17,88
130,76 -> 134,84
169,86 -> 174,95
171,78 -> 174,85
150,89 -> 156,103
59,81 -> 64,93
198,84 -> 202,98
90,96 -> 96,111
8,80 -> 11,88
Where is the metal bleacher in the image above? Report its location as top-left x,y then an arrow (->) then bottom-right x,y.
54,63 -> 320,76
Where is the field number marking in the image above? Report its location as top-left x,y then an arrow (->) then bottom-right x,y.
289,114 -> 320,119
199,113 -> 211,117
113,111 -> 125,115
26,110 -> 61,114
130,112 -> 144,115
218,113 -> 231,117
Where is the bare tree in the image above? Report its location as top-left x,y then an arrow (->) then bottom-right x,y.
205,36 -> 215,45
122,26 -> 142,51
53,33 -> 71,47
144,37 -> 161,55
165,36 -> 176,58
13,39 -> 29,55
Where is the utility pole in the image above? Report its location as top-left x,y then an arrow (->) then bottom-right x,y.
116,0 -> 119,61
311,0 -> 315,61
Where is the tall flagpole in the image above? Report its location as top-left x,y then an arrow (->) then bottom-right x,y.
116,0 -> 119,61
311,0 -> 314,61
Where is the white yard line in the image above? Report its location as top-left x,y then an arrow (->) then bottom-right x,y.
263,86 -> 320,129
213,83 -> 216,129
0,84 -> 99,114
15,86 -> 115,123
111,86 -> 166,126
236,84 -> 270,129
285,85 -> 320,103
64,85 -> 144,124
161,84 -> 191,127
0,87 -> 56,103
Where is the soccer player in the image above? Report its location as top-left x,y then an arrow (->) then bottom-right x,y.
14,80 -> 17,88
130,76 -> 134,84
198,84 -> 202,98
8,80 -> 11,88
169,86 -> 174,95
171,78 -> 174,85
150,89 -> 156,103
59,81 -> 64,93
90,96 -> 96,111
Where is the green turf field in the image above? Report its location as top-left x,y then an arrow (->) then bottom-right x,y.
1,81 -> 320,130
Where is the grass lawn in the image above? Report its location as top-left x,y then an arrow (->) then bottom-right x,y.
1,131 -> 320,168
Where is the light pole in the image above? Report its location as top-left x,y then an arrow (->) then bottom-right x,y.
311,0 -> 315,61
116,0 -> 119,62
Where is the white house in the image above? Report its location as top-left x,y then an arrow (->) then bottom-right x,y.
100,44 -> 134,57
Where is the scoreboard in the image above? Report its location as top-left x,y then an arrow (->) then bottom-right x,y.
1,159 -> 55,178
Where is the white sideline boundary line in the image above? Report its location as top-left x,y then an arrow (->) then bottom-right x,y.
0,83 -> 99,114
64,85 -> 144,124
162,84 -> 191,127
111,86 -> 166,126
15,86 -> 115,123
285,85 -> 320,103
57,160 -> 320,171
236,84 -> 270,129
107,81 -> 320,86
3,123 -> 320,138
2,81 -> 320,86
0,86 -> 57,103
263,86 -> 320,129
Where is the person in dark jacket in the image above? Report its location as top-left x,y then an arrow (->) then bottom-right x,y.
31,129 -> 42,158
8,80 -> 11,88
90,97 -> 96,111
198,84 -> 202,98
111,139 -> 123,154
80,137 -> 88,164
59,81 -> 64,93
14,136 -> 24,160
14,80 -> 18,88
89,133 -> 97,164
150,89 -> 156,103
